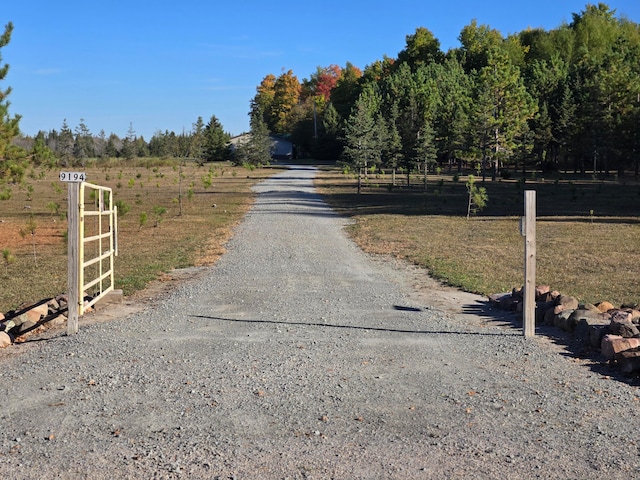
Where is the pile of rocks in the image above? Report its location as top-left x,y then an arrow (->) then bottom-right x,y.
490,286 -> 640,373
0,296 -> 72,347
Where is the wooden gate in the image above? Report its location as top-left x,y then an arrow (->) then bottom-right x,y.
67,180 -> 118,334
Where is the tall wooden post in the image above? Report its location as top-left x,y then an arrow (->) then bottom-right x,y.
67,182 -> 80,335
523,190 -> 536,338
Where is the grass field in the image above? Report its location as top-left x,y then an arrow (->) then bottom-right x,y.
315,167 -> 640,307
0,160 -> 281,312
2,161 -> 639,314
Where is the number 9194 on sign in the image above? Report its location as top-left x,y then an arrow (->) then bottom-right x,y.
59,171 -> 86,182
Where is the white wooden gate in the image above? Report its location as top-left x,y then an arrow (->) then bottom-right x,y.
67,180 -> 118,334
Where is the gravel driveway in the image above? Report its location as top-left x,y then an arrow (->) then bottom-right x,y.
1,165 -> 640,479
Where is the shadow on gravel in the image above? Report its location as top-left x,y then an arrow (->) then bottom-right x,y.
464,301 -> 640,386
191,315 -> 520,337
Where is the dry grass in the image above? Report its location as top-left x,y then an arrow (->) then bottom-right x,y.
316,167 -> 640,307
0,160 -> 280,312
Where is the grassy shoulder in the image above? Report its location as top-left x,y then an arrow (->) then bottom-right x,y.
316,166 -> 640,307
0,160 -> 281,312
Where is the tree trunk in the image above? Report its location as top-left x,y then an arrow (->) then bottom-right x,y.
424,161 -> 428,191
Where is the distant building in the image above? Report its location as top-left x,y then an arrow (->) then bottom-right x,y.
270,135 -> 293,160
228,134 -> 293,161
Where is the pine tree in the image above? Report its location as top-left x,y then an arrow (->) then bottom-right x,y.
56,119 -> 74,167
472,48 -> 537,180
341,87 -> 382,193
204,115 -> 230,162
235,110 -> 271,166
0,22 -> 26,182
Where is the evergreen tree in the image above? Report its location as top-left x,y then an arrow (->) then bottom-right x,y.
379,103 -> 403,186
431,57 -> 472,172
472,48 -> 537,180
190,116 -> 206,162
203,115 -> 230,162
0,22 -> 27,182
312,103 -> 342,160
235,110 -> 271,166
121,122 -> 136,162
341,87 -> 382,193
31,131 -> 55,167
73,118 -> 93,166
56,119 -> 74,167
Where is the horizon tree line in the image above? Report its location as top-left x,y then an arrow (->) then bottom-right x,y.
248,3 -> 640,180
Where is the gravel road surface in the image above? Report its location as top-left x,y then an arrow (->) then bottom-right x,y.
1,165 -> 640,479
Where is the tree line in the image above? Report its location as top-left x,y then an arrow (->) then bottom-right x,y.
12,115 -> 232,168
0,20 -> 236,185
250,3 -> 640,180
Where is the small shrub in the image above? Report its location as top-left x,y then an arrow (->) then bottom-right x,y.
51,182 -> 64,195
26,184 -> 34,201
46,201 -> 60,217
152,205 -> 167,227
138,212 -> 148,230
2,248 -> 16,273
115,199 -> 131,216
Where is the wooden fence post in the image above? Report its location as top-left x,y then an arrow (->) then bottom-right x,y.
523,190 -> 536,338
67,182 -> 80,335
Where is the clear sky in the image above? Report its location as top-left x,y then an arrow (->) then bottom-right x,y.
2,1 -> 639,140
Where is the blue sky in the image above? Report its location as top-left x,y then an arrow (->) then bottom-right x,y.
2,1 -> 640,140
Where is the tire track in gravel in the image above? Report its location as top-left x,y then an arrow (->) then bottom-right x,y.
1,165 -> 640,479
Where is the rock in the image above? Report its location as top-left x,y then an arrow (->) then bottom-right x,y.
601,335 -> 640,360
609,318 -> 640,338
9,313 -> 29,328
15,320 -> 36,335
553,309 -> 576,331
498,294 -> 518,311
580,303 -> 600,313
535,285 -> 551,301
49,314 -> 66,326
536,300 -> 555,324
617,350 -> 640,373
47,298 -> 60,314
25,302 -> 49,323
627,309 -> 640,324
574,316 -> 611,349
554,295 -> 579,315
596,301 -> 615,313
543,307 -> 557,325
0,331 -> 12,348
610,310 -> 634,324
511,287 -> 523,301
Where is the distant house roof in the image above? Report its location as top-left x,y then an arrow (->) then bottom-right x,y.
229,134 -> 292,160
